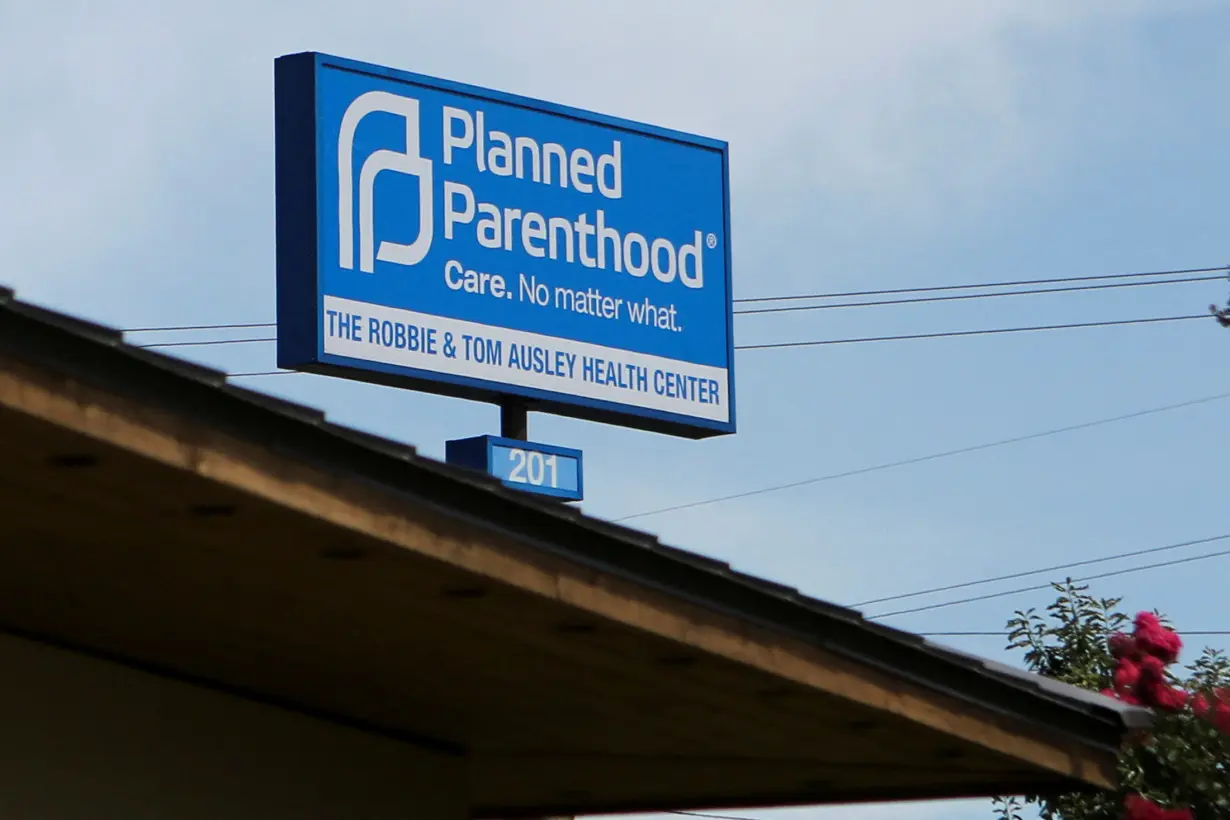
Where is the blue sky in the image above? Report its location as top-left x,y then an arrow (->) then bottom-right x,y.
3,2 -> 1228,819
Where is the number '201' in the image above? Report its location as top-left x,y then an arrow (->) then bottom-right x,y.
507,448 -> 559,488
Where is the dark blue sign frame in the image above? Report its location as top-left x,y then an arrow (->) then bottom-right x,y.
274,51 -> 736,439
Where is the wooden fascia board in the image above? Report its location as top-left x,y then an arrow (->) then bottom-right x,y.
0,360 -> 1119,789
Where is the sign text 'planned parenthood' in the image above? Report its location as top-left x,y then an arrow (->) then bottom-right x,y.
274,52 -> 735,437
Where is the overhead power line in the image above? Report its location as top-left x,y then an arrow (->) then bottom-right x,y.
135,337 -> 276,349
867,540 -> 1230,620
231,370 -> 287,378
732,275 -> 1223,316
119,274 -> 1226,334
132,313 -> 1209,355
119,264 -> 1230,335
125,321 -> 275,333
733,264 -> 1230,304
613,391 -> 1230,521
736,314 -> 1208,351
854,533 -> 1230,608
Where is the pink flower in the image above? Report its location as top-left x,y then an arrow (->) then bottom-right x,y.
1132,612 -> 1182,663
1190,690 -> 1230,732
1109,632 -> 1138,659
1138,655 -> 1166,678
1148,682 -> 1189,712
1123,794 -> 1155,820
1123,794 -> 1193,820
1134,612 -> 1162,631
1135,622 -> 1183,663
1211,702 -> 1230,735
1114,658 -> 1141,691
1114,654 -> 1188,711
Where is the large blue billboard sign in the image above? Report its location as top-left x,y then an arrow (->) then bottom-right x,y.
275,52 -> 735,437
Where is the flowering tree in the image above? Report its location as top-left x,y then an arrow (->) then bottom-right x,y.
991,580 -> 1230,820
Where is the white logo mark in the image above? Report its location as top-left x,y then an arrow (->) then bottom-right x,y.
337,90 -> 434,273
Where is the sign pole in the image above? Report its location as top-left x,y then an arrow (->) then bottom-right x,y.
500,399 -> 528,441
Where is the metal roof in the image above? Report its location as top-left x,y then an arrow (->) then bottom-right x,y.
0,285 -> 1151,753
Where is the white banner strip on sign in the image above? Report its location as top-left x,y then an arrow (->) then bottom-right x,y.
322,295 -> 730,423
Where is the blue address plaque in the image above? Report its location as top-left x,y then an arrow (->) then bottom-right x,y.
274,51 -> 735,439
446,436 -> 583,501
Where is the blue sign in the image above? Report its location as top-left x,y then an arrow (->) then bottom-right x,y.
275,52 -> 735,438
446,435 -> 583,501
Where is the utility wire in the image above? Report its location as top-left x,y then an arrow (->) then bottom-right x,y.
119,265 -> 1230,334
732,275 -> 1223,316
119,275 -> 1224,334
854,532 -> 1230,608
131,314 -> 1209,354
134,337 -> 276,349
736,314 -> 1208,351
734,265 -> 1230,304
613,391 -> 1230,521
125,321 -> 275,333
868,542 -> 1230,620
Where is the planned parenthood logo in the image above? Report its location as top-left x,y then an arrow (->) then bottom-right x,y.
333,86 -> 712,289
337,91 -> 434,273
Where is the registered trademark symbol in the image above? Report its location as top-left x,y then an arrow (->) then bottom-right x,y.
706,233 -> 718,249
